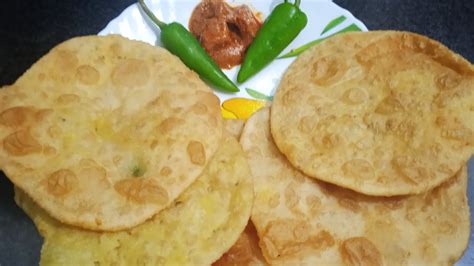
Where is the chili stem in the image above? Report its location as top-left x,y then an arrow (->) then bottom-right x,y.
294,0 -> 301,7
138,0 -> 167,29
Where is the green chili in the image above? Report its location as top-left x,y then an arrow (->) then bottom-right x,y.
138,0 -> 239,93
237,0 -> 307,83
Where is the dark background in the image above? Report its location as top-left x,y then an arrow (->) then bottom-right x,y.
0,0 -> 473,265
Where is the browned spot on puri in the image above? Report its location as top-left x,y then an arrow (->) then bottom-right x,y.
43,146 -> 57,156
337,197 -> 361,213
375,95 -> 405,114
56,94 -> 81,105
187,141 -> 206,165
435,73 -> 462,91
340,237 -> 383,266
160,166 -> 172,177
115,177 -> 169,204
111,59 -> 150,88
385,118 -> 417,141
0,107 -> 36,127
284,184 -> 300,210
80,165 -> 108,184
306,195 -> 322,216
436,116 -> 473,145
433,85 -> 472,108
341,159 -> 375,181
392,156 -> 428,184
342,88 -> 369,105
35,109 -> 53,121
189,103 -> 208,115
149,140 -> 159,149
312,56 -> 345,86
261,219 -> 335,260
293,171 -> 306,184
148,91 -> 173,109
282,86 -> 305,105
196,91 -> 220,110
298,116 -> 315,134
157,117 -> 184,135
46,169 -> 78,196
322,133 -> 341,149
110,42 -> 123,55
76,65 -> 100,85
3,130 -> 42,156
48,126 -> 62,138
54,50 -> 79,71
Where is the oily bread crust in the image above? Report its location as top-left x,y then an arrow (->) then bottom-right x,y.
241,108 -> 470,265
14,136 -> 254,265
271,31 -> 474,196
224,119 -> 245,139
214,221 -> 267,266
0,35 -> 223,231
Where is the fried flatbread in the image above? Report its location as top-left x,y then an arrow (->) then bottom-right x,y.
0,35 -> 223,231
214,221 -> 267,266
271,31 -> 474,196
224,119 -> 245,139
15,136 -> 253,265
241,108 -> 470,265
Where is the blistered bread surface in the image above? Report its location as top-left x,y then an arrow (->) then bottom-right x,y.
271,31 -> 474,196
241,108 -> 470,265
0,35 -> 223,231
15,136 -> 253,265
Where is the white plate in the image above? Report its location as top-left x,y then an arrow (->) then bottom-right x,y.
99,1 -> 474,265
99,0 -> 368,118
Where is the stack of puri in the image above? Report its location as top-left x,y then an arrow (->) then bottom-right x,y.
0,35 -> 254,265
235,31 -> 473,265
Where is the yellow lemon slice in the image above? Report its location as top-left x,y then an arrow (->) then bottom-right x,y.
222,98 -> 267,120
221,107 -> 238,119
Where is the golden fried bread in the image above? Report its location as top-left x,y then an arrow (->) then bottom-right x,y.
224,119 -> 245,139
0,35 -> 223,231
15,136 -> 253,265
214,221 -> 267,266
271,31 -> 474,196
241,108 -> 470,265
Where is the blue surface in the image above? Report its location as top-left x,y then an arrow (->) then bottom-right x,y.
457,157 -> 474,266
